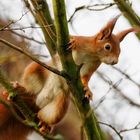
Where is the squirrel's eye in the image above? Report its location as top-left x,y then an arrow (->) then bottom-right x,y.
104,44 -> 111,51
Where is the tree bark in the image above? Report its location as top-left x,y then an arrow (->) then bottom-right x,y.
52,0 -> 106,140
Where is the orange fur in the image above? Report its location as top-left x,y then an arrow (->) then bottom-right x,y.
0,15 -> 139,139
71,15 -> 139,97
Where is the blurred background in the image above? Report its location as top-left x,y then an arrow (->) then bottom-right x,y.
0,0 -> 140,140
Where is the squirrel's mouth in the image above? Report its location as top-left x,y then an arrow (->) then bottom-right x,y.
101,57 -> 118,65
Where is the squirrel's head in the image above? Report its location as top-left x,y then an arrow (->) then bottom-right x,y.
95,14 -> 140,65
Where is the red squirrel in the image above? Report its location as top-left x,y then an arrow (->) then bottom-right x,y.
0,15 -> 139,140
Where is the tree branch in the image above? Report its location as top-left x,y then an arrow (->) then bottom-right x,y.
10,30 -> 46,45
0,25 -> 53,32
0,11 -> 29,31
120,122 -> 140,133
114,0 -> 140,39
52,0 -> 105,140
0,38 -> 64,76
68,3 -> 116,22
96,71 -> 140,109
98,121 -> 123,140
98,121 -> 140,140
111,66 -> 140,88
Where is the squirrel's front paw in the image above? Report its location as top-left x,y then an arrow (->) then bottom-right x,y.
38,121 -> 52,135
84,87 -> 93,100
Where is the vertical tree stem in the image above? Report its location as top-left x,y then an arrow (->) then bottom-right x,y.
114,0 -> 140,39
52,0 -> 104,140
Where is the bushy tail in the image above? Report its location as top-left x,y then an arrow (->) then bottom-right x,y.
21,62 -> 48,95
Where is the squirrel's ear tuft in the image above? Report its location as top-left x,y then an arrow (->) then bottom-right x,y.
116,27 -> 140,42
97,14 -> 121,40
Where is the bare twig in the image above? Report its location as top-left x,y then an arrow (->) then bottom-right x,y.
68,5 -> 85,22
0,21 -> 15,31
0,11 -> 29,31
10,30 -> 46,45
96,71 -> 140,108
0,24 -> 53,32
98,121 -> 123,140
120,122 -> 140,133
111,66 -> 140,87
119,91 -> 140,108
98,121 -> 140,140
87,3 -> 116,11
68,3 -> 116,22
95,71 -> 123,109
94,87 -> 111,110
0,38 -> 70,79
